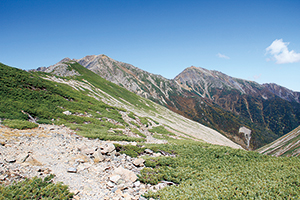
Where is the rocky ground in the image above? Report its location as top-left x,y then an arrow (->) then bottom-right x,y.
0,124 -> 172,200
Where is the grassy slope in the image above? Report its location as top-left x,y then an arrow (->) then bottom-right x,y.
0,62 -> 144,141
1,62 -> 300,199
62,62 -> 242,149
69,62 -> 157,111
0,62 -> 242,148
257,125 -> 300,157
137,140 -> 300,199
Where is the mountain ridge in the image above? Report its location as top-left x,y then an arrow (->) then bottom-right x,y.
33,54 -> 300,149
2,61 -> 241,149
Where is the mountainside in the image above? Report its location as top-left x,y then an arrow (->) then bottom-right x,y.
3,61 -> 300,199
35,54 -> 300,150
1,62 -> 241,149
257,125 -> 300,157
175,66 -> 300,142
263,83 -> 300,103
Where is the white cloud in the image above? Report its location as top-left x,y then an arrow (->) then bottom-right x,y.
266,39 -> 300,64
217,53 -> 230,59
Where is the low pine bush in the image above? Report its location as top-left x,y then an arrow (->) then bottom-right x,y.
0,174 -> 73,199
2,119 -> 38,130
140,140 -> 300,199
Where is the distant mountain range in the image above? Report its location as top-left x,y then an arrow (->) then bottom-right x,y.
34,54 -> 300,149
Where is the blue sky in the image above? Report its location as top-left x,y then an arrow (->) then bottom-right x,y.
1,0 -> 300,91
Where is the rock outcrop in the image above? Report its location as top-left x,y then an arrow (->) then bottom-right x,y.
32,58 -> 80,77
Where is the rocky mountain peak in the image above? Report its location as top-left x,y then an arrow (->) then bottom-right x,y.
60,57 -> 72,63
32,57 -> 79,77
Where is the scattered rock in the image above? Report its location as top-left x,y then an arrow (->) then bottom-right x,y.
153,152 -> 162,157
100,143 -> 115,154
0,139 -> 5,146
107,181 -> 115,188
133,158 -> 145,167
144,149 -> 153,154
25,155 -> 42,166
115,188 -> 122,195
0,174 -> 8,181
0,124 -> 172,200
16,153 -> 30,163
5,157 -> 16,163
109,175 -> 121,183
63,111 -> 72,115
134,181 -> 141,188
93,150 -> 105,163
67,167 -> 77,173
114,166 -> 138,183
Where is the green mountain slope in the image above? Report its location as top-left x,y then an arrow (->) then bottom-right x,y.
257,125 -> 300,157
43,54 -> 300,150
2,62 -> 300,199
0,62 -> 241,148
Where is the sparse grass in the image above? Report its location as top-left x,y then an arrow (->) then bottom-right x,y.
130,121 -> 141,128
131,128 -> 146,138
128,112 -> 136,120
148,126 -> 176,136
2,119 -> 38,130
65,122 -> 146,142
139,117 -> 149,127
0,174 -> 73,199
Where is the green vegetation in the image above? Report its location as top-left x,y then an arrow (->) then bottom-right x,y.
128,112 -> 136,120
2,119 -> 38,130
131,128 -> 146,138
137,140 -> 300,199
68,122 -> 145,142
69,62 -> 157,112
0,175 -> 73,199
2,62 -> 300,199
169,91 -> 279,149
36,119 -> 53,124
139,117 -> 150,127
130,121 -> 141,128
0,62 -> 146,142
149,126 -> 176,137
152,119 -> 159,125
114,143 -> 146,157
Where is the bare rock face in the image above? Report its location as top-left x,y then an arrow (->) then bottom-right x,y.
239,127 -> 252,150
33,58 -> 80,77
